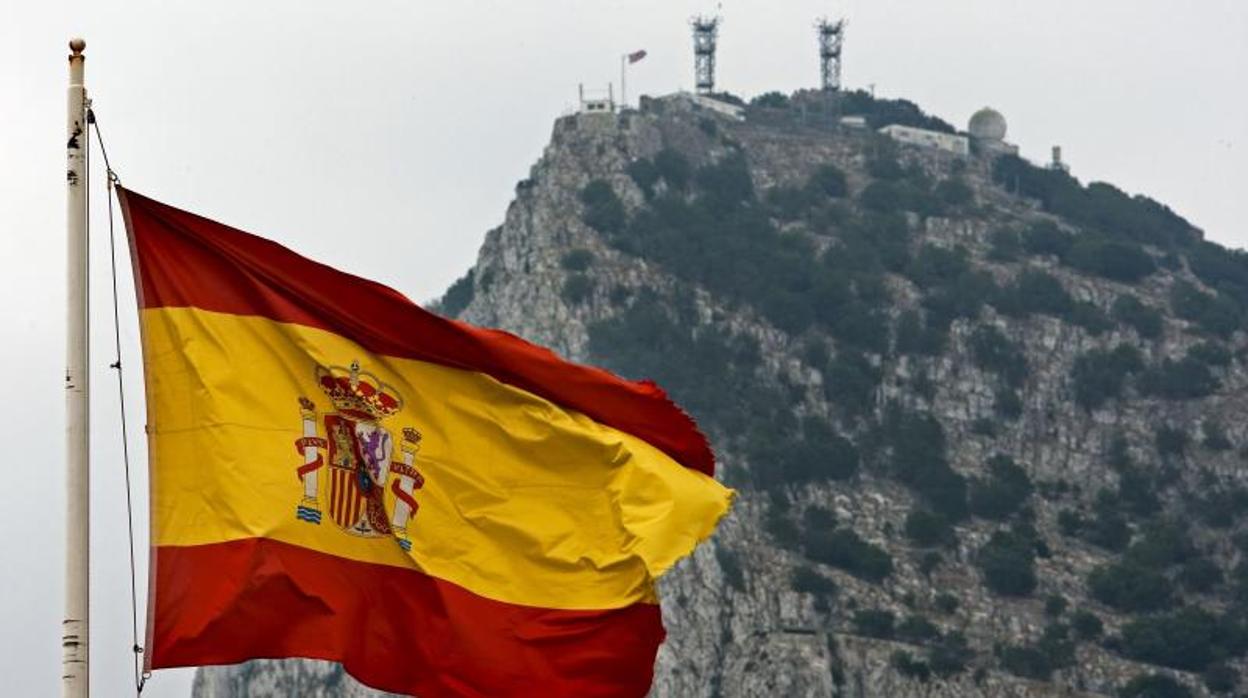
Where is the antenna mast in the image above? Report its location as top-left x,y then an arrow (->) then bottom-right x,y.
816,17 -> 846,92
690,15 -> 720,95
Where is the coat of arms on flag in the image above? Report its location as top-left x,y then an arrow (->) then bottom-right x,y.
293,361 -> 425,551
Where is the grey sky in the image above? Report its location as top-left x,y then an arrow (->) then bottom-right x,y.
1,2 -> 1244,696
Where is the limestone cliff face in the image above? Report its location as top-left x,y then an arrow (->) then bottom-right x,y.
196,93 -> 1248,697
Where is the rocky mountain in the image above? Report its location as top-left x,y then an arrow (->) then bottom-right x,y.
195,89 -> 1248,698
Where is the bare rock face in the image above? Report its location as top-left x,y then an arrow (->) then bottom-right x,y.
191,659 -> 389,698
196,94 -> 1248,697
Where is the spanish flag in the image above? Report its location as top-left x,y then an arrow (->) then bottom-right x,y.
119,188 -> 733,696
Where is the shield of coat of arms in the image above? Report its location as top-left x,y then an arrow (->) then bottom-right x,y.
292,361 -> 425,550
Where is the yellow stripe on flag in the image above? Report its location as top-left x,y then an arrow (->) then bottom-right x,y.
141,306 -> 733,611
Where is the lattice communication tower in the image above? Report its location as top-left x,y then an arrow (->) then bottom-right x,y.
816,18 -> 846,92
691,16 -> 721,94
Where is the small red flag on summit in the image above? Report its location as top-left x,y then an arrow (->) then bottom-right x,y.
628,49 -> 648,63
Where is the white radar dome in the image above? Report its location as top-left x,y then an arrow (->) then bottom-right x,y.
968,108 -> 1007,141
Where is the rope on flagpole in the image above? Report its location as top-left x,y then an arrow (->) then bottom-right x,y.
88,107 -> 150,695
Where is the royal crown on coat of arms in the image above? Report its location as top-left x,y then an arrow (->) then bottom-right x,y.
293,361 -> 425,552
314,363 -> 403,421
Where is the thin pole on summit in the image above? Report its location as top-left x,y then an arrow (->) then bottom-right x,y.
64,37 -> 91,698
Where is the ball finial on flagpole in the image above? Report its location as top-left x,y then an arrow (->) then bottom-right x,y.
69,38 -> 86,55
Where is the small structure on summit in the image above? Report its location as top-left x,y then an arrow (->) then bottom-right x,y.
647,91 -> 745,121
968,107 -> 1019,156
578,83 -> 616,116
1050,145 -> 1070,173
878,124 -> 970,156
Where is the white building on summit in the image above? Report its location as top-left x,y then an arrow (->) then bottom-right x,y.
876,107 -> 1021,159
578,83 -> 616,115
877,124 -> 970,156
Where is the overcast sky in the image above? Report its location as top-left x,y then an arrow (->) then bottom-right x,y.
2,2 -> 1245,696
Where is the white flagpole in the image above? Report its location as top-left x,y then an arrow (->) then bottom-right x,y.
620,54 -> 627,109
64,36 -> 90,698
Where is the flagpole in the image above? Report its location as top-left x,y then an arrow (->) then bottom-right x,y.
64,36 -> 90,698
620,53 -> 627,109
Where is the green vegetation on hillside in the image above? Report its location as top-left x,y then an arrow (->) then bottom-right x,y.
806,526 -> 894,582
882,406 -> 968,522
590,154 -> 900,350
1119,606 -> 1246,672
1071,344 -> 1145,409
977,525 -> 1040,597
998,622 -> 1076,680
995,154 -> 1248,339
838,90 -> 958,133
580,180 -> 626,234
1112,295 -> 1164,338
994,156 -> 1195,248
969,455 -> 1033,520
439,269 -> 475,316
587,291 -> 785,440
1118,674 -> 1193,698
969,326 -> 1028,388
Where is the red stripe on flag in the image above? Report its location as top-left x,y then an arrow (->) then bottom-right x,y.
340,471 -> 350,525
149,538 -> 664,697
339,471 -> 347,523
118,188 -> 714,477
330,469 -> 341,523
334,469 -> 349,526
329,470 -> 337,521
342,471 -> 351,523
